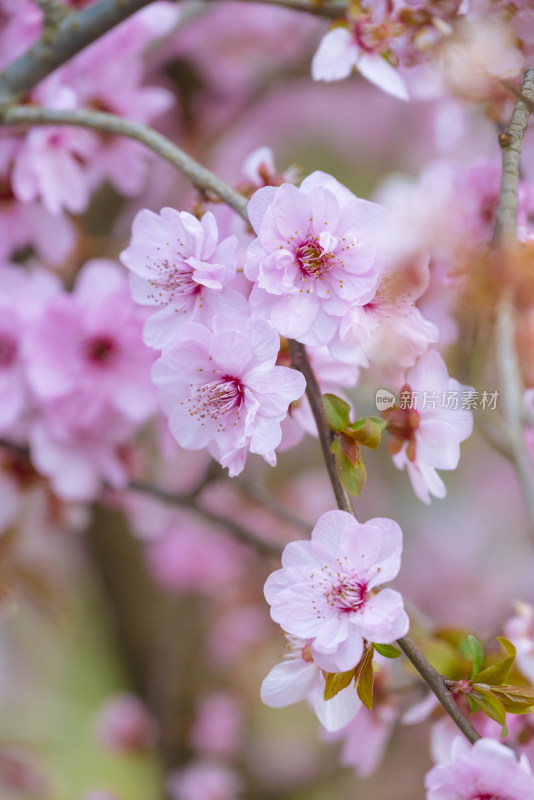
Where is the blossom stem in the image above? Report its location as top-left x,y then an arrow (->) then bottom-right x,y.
287,339 -> 354,514
494,69 -> 534,536
0,106 -> 249,219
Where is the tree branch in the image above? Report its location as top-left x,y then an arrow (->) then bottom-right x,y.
0,0 -> 159,104
0,105 -> 249,219
287,340 -> 354,514
397,637 -> 480,744
493,69 -> 534,536
128,480 -> 284,557
216,0 -> 345,17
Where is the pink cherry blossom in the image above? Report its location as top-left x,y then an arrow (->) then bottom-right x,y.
0,139 -> 75,264
261,634 -> 361,732
26,259 -> 156,425
330,252 -> 438,378
121,208 -> 247,349
29,399 -> 133,502
10,87 -> 98,216
151,315 -> 306,476
244,171 -> 385,347
425,736 -> 534,800
96,693 -> 158,753
264,510 -> 409,672
312,26 -> 409,100
503,602 -> 534,684
383,349 -> 474,503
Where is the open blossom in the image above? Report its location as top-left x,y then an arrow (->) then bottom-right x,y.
121,208 -> 247,349
330,252 -> 438,377
264,510 -> 409,673
425,737 -> 534,800
261,635 -> 361,732
244,171 -> 385,347
26,259 -> 156,425
151,315 -> 306,476
312,25 -> 409,100
383,349 -> 474,503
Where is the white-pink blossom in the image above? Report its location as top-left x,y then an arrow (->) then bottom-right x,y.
384,349 -> 474,503
264,510 -> 409,672
244,171 -> 385,347
96,693 -> 158,753
261,634 -> 361,732
312,26 -> 409,100
425,736 -> 534,800
121,208 -> 247,349
151,315 -> 305,476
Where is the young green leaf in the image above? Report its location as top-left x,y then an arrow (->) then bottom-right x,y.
467,634 -> 484,681
347,417 -> 383,450
332,438 -> 367,497
374,643 -> 401,659
475,656 -> 515,686
323,393 -> 351,433
324,668 -> 357,701
470,689 -> 507,726
354,643 -> 375,710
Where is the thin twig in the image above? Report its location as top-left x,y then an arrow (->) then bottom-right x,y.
397,637 -> 480,744
493,69 -> 534,536
215,0 -> 345,17
236,478 -> 311,534
0,106 -> 249,219
0,0 -> 158,104
128,480 -> 284,557
287,340 -> 353,514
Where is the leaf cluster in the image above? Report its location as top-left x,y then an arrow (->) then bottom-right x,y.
323,393 -> 385,497
323,641 -> 400,710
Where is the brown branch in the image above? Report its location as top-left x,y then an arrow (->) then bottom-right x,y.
493,69 -> 534,536
287,340 -> 353,514
0,105 -> 249,219
216,0 -> 346,17
397,637 -> 480,743
128,480 -> 284,557
0,0 -> 159,104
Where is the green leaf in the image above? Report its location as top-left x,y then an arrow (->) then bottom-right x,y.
374,643 -> 401,659
347,418 -> 383,450
475,657 -> 515,686
324,668 -> 357,701
497,637 -> 517,658
470,689 -> 507,726
467,634 -> 484,681
354,643 -> 375,710
467,695 -> 478,714
323,393 -> 351,432
332,438 -> 367,497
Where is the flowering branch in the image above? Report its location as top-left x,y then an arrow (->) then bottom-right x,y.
0,105 -> 249,219
287,345 -> 482,743
493,69 -> 534,534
